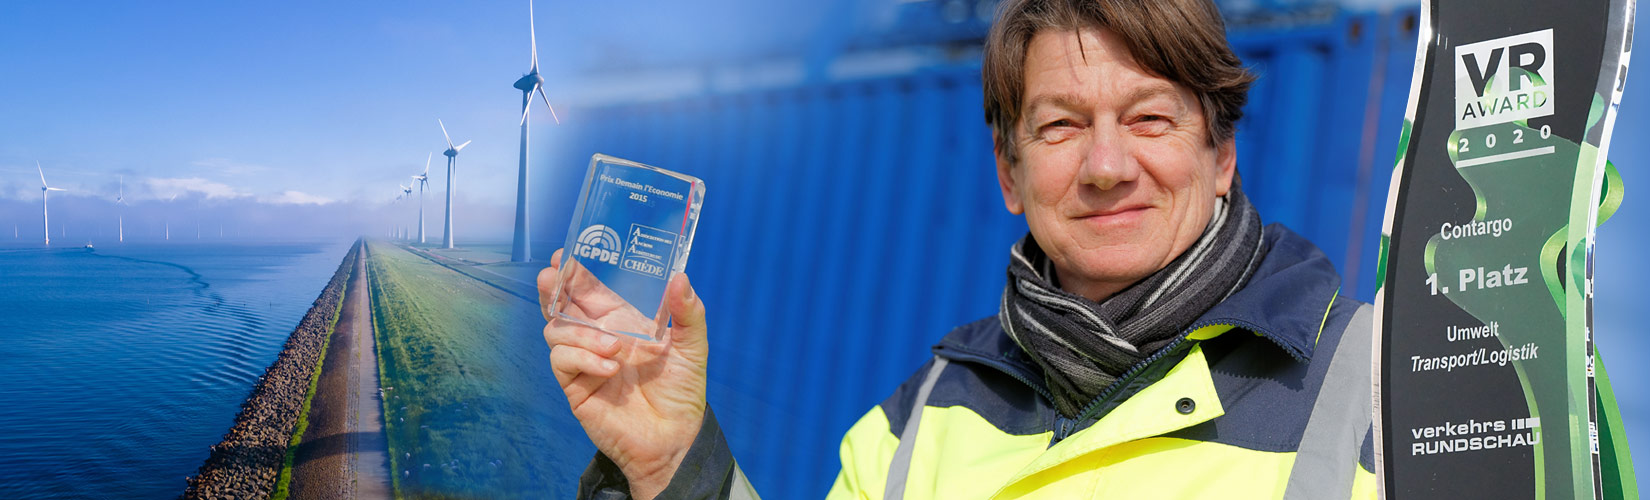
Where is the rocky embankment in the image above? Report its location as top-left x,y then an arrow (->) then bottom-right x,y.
180,240 -> 361,499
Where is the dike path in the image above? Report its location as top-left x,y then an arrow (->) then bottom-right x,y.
288,242 -> 391,499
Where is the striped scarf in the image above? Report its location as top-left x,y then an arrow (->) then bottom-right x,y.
999,188 -> 1266,418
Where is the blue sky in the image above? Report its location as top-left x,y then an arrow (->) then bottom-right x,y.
0,0 -> 843,241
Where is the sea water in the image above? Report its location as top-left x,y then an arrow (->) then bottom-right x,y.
0,240 -> 353,499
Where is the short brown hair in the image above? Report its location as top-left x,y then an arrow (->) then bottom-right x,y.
983,0 -> 1255,165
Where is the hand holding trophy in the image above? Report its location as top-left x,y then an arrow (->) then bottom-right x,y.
540,154 -> 707,499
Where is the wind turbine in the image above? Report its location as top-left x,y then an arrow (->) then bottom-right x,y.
399,183 -> 412,240
116,176 -> 126,243
512,0 -> 561,263
438,119 -> 471,249
413,153 -> 431,244
165,194 -> 178,241
37,162 -> 66,246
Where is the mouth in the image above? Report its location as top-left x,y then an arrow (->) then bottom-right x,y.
1078,204 -> 1150,218
1075,205 -> 1150,227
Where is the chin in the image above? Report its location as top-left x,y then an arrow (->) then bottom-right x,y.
1064,255 -> 1159,287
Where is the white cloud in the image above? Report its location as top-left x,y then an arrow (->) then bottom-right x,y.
146,177 -> 247,199
191,158 -> 272,176
260,190 -> 334,205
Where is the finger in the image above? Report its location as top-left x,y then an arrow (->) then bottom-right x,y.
544,322 -> 624,359
538,248 -> 565,321
549,342 -> 620,389
560,257 -> 636,319
539,251 -> 613,321
562,371 -> 611,411
664,273 -> 709,365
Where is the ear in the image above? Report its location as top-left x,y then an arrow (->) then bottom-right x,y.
995,132 -> 1025,215
1213,137 -> 1236,197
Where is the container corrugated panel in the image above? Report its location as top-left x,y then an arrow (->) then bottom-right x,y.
1228,10 -> 1420,301
538,8 -> 1419,499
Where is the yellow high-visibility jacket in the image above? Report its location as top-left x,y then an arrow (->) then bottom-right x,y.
577,226 -> 1637,499
828,226 -> 1380,499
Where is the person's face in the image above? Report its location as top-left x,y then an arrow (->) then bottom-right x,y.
996,27 -> 1235,302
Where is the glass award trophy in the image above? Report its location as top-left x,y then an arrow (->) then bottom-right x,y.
549,154 -> 705,341
1373,1 -> 1633,498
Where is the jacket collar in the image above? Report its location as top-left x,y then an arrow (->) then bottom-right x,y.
936,223 -> 1341,368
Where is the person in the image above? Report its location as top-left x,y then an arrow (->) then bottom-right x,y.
540,0 -> 1632,498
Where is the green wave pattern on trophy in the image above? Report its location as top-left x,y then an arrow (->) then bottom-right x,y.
1421,87 -> 1622,497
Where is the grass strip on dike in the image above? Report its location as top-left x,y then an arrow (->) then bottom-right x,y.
367,240 -> 591,499
267,252 -> 352,500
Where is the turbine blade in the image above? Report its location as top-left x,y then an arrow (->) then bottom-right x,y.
439,119 -> 454,148
37,162 -> 47,187
538,86 -> 561,124
424,152 -> 432,175
519,93 -> 532,126
529,0 -> 539,71
455,140 -> 472,151
47,187 -> 66,192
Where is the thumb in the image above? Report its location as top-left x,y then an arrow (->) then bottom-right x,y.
665,273 -> 709,366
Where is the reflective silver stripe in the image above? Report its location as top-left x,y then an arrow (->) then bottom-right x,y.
1285,304 -> 1374,500
884,357 -> 949,500
729,462 -> 760,500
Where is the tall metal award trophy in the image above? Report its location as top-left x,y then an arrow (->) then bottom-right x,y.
1373,1 -> 1634,498
549,154 -> 705,341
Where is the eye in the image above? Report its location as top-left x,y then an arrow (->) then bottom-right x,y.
1035,119 -> 1082,143
1128,114 -> 1173,135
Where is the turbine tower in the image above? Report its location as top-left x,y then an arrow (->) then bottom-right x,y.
512,0 -> 561,262
165,194 -> 177,241
390,189 -> 400,239
37,163 -> 65,246
438,119 -> 471,249
117,176 -> 125,243
399,183 -> 413,240
413,153 -> 431,244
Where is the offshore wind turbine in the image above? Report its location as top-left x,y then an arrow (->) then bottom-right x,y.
512,0 -> 562,263
165,194 -> 177,241
437,119 -> 471,249
37,163 -> 66,246
117,176 -> 126,243
413,153 -> 431,244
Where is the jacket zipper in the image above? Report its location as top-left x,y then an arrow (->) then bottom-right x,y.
1055,321 -> 1246,442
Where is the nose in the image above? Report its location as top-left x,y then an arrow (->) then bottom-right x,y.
1077,125 -> 1140,190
